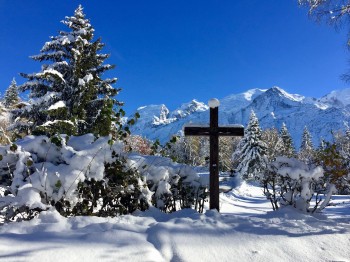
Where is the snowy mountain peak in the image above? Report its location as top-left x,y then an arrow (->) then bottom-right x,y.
153,104 -> 171,125
136,104 -> 169,119
133,104 -> 172,129
219,88 -> 266,113
319,88 -> 350,108
242,88 -> 268,101
268,86 -> 305,102
221,88 -> 266,103
130,86 -> 350,146
170,99 -> 209,119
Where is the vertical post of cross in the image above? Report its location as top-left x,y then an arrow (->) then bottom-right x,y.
208,98 -> 220,211
183,98 -> 244,212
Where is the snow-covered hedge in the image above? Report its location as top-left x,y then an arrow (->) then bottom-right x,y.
127,154 -> 207,212
262,157 -> 336,212
0,134 -> 207,222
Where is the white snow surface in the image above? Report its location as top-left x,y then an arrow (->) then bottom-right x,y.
0,180 -> 349,262
37,69 -> 65,83
47,101 -> 66,110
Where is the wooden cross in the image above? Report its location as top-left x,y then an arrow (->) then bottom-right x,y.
184,98 -> 244,211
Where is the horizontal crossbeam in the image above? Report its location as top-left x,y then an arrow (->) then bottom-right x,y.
184,126 -> 244,137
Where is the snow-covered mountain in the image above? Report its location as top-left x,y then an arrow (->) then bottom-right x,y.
318,88 -> 350,108
129,86 -> 350,147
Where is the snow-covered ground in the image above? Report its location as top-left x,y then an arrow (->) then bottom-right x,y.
0,179 -> 349,262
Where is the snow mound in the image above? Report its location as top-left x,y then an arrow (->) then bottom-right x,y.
0,181 -> 349,261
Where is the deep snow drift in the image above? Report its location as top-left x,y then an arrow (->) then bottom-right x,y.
0,180 -> 349,262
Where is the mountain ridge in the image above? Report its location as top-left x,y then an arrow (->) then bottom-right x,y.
129,86 -> 350,148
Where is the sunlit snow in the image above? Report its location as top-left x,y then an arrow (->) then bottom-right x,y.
208,98 -> 220,108
48,101 -> 66,110
0,180 -> 349,262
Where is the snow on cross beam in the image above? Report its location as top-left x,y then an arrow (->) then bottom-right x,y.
183,99 -> 244,211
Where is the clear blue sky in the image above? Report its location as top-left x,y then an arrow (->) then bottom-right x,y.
0,0 -> 349,114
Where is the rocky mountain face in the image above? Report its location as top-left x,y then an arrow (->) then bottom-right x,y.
129,86 -> 350,148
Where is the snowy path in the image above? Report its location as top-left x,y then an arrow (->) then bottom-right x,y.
0,181 -> 350,262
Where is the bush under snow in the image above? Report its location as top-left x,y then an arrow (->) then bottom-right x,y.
262,157 -> 336,212
0,134 -> 207,222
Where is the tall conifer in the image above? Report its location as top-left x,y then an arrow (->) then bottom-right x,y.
233,110 -> 268,180
14,5 -> 121,136
299,126 -> 314,164
3,78 -> 20,108
280,123 -> 296,157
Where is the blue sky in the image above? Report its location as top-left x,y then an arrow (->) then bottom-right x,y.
0,0 -> 349,114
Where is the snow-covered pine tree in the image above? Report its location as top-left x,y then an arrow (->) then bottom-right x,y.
300,126 -> 313,150
233,110 -> 268,180
3,78 -> 20,108
298,126 -> 314,164
280,122 -> 296,158
14,5 -> 120,137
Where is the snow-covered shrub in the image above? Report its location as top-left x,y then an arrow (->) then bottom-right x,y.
127,154 -> 207,213
0,134 -> 149,221
0,134 -> 206,222
262,157 -> 335,212
62,151 -> 150,217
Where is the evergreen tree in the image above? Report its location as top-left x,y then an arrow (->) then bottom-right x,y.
3,78 -> 20,108
299,126 -> 315,164
14,5 -> 120,136
233,110 -> 268,180
300,126 -> 313,150
280,122 -> 296,157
